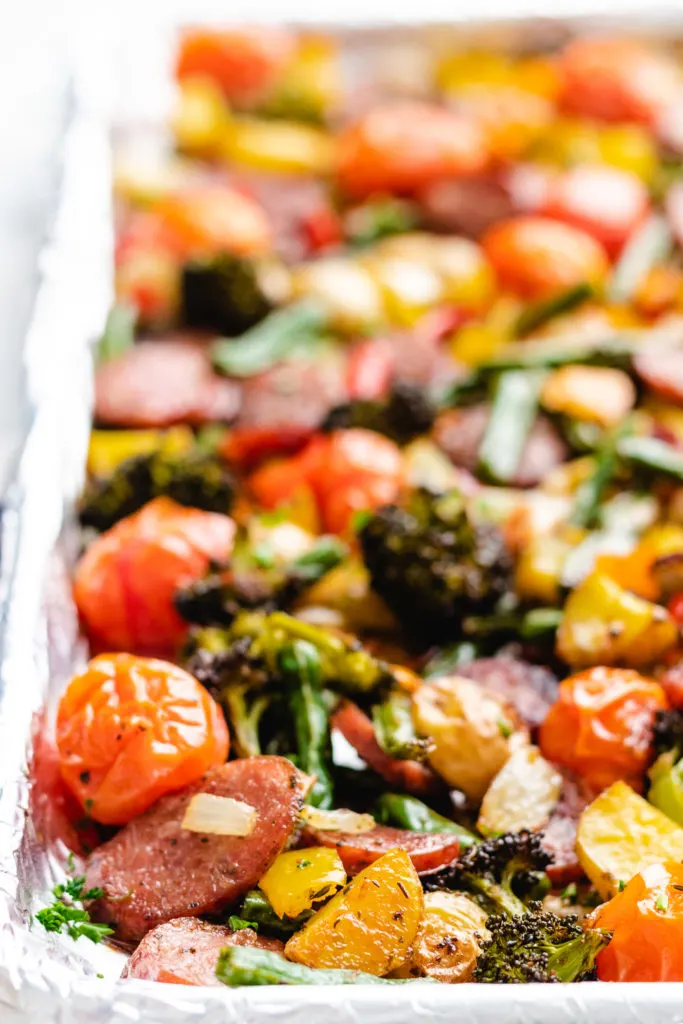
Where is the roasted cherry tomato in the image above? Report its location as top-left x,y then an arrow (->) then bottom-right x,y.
301,204 -> 343,254
539,667 -> 668,791
249,429 -> 403,534
337,101 -> 489,199
558,37 -> 681,125
539,165 -> 649,258
587,861 -> 683,981
176,27 -> 294,104
482,216 -> 609,299
158,186 -> 272,258
73,497 -> 235,655
220,424 -> 313,471
56,653 -> 229,825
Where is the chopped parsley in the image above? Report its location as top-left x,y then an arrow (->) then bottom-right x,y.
229,915 -> 259,932
34,874 -> 113,944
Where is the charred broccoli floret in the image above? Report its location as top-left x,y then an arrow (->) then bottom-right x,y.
474,909 -> 609,983
80,449 -> 235,530
181,253 -> 272,334
321,384 -> 435,446
359,489 -> 512,647
175,535 -> 346,627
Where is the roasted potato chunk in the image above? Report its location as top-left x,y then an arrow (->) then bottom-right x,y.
477,745 -> 562,836
391,891 -> 489,983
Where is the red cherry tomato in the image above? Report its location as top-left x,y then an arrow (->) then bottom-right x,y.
158,186 -> 272,258
539,666 -> 668,791
346,338 -> 395,401
540,165 -> 649,258
220,425 -> 312,472
587,861 -> 683,981
301,204 -> 343,254
482,216 -> 609,299
558,37 -> 681,125
176,27 -> 294,104
73,497 -> 235,655
56,653 -> 229,825
337,101 -> 489,199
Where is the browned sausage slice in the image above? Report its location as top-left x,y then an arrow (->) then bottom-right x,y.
300,824 -> 460,876
458,657 -> 558,733
85,756 -> 306,941
239,352 -> 348,430
122,917 -> 284,985
95,339 -> 240,427
542,769 -> 595,886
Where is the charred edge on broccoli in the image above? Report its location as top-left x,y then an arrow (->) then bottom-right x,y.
359,488 -> 512,648
181,253 -> 272,335
184,634 -> 270,699
321,384 -> 435,447
79,450 -> 235,531
652,708 -> 683,759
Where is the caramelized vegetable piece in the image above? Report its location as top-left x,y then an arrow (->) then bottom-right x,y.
587,861 -> 683,981
390,892 -> 489,983
556,572 -> 678,670
539,667 -> 667,792
56,653 -> 229,825
259,848 -> 345,919
540,366 -> 636,428
284,848 -> 422,976
576,780 -> 683,898
227,119 -> 334,175
158,186 -> 273,257
477,746 -> 562,837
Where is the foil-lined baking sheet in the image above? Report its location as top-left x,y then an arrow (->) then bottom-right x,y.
3,5 -> 683,1020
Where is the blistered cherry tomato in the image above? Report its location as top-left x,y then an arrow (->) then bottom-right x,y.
540,165 -> 649,258
587,861 -> 683,981
558,37 -> 681,125
73,497 -> 235,655
539,667 -> 668,791
56,653 -> 229,825
337,101 -> 489,199
176,27 -> 294,104
158,186 -> 272,258
482,216 -> 609,299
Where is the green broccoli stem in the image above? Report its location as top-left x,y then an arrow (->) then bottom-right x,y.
514,283 -> 593,338
461,873 -> 528,918
238,890 -> 311,936
223,686 -> 269,758
372,692 -> 431,763
216,946 -> 428,986
212,300 -> 328,378
548,929 -> 608,983
374,793 -> 477,847
477,370 -> 547,485
279,641 -> 334,809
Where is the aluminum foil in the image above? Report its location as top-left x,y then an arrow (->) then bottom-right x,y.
4,6 -> 683,1021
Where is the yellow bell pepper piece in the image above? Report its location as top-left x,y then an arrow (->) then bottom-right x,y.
262,36 -> 340,121
225,118 -> 334,175
577,781 -> 683,898
515,534 -> 571,605
259,848 -> 346,920
449,295 -> 521,367
556,571 -> 677,669
173,76 -> 232,159
363,256 -> 443,327
595,525 -> 683,602
437,51 -> 513,93
284,849 -> 422,976
530,117 -> 602,167
597,124 -> 659,184
540,366 -> 636,428
87,427 -> 193,478
514,56 -> 561,100
289,258 -> 383,334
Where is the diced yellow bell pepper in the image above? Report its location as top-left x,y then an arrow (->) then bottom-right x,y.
540,366 -> 636,428
541,456 -> 596,496
363,256 -> 443,327
87,427 -> 194,478
515,534 -> 571,604
172,76 -> 232,159
225,118 -> 334,175
289,258 -> 383,334
577,780 -> 683,898
597,124 -> 659,184
556,571 -> 678,669
513,56 -> 561,100
436,51 -> 513,93
529,117 -> 602,167
259,847 -> 346,920
449,295 -> 522,368
595,524 -> 683,602
284,849 -> 422,976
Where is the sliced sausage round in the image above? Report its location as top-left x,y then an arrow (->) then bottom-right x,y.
239,352 -> 348,431
419,175 -> 516,239
541,769 -> 595,886
331,700 -> 441,797
458,656 -> 558,733
85,756 -> 306,942
300,823 -> 460,876
122,917 -> 284,985
95,339 -> 240,428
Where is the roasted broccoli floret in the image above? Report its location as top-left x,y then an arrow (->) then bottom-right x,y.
359,489 -> 512,647
175,535 -> 346,627
321,384 -> 435,446
474,909 -> 609,983
181,253 -> 271,334
652,708 -> 683,759
80,449 -> 235,530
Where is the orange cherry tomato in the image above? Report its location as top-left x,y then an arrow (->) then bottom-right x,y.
558,37 -> 681,126
56,653 -> 229,825
337,101 -> 489,199
158,186 -> 272,258
587,861 -> 683,981
176,27 -> 294,104
73,497 -> 236,656
221,424 -> 312,471
482,215 -> 609,299
540,165 -> 649,258
539,667 -> 668,791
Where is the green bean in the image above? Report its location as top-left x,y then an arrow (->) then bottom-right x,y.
371,692 -> 431,762
96,303 -> 136,363
477,370 -> 546,484
375,793 -> 478,846
514,283 -> 593,338
212,301 -> 327,377
279,641 -> 334,809
617,435 -> 683,483
216,946 -> 432,986
608,214 -> 672,304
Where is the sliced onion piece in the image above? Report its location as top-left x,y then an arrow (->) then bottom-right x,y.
181,793 -> 258,836
299,805 -> 375,834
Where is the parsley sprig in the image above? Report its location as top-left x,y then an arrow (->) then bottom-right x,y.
35,874 -> 113,944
